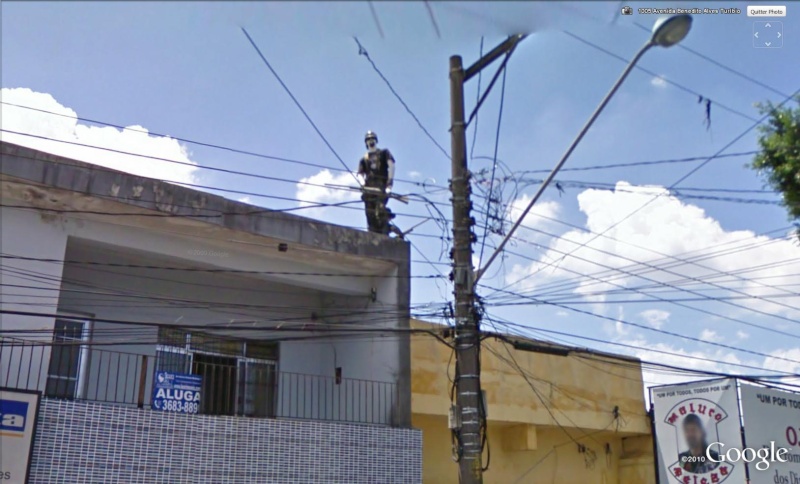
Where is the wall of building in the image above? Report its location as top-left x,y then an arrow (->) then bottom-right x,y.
410,320 -> 656,483
29,398 -> 422,484
2,198 -> 408,423
410,321 -> 651,433
53,236 -> 401,423
413,414 -> 648,484
0,207 -> 69,392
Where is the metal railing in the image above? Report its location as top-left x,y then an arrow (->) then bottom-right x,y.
0,337 -> 399,426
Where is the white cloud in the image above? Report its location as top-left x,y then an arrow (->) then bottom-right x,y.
408,170 -> 422,179
0,88 -> 199,185
639,309 -> 670,329
506,195 -> 560,226
295,169 -> 361,220
556,310 -> 569,318
736,331 -> 749,340
699,329 -> 723,343
651,76 -> 667,88
238,196 -> 253,204
506,182 -> 800,322
763,347 -> 800,374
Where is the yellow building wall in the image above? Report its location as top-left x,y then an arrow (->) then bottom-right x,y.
410,320 -> 656,484
414,414 -> 659,484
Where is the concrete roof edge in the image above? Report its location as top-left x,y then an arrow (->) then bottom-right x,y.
411,319 -> 642,364
0,141 -> 410,262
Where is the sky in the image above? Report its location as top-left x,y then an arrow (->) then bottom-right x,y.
2,1 -> 799,393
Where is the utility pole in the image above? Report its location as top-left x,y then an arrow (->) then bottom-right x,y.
449,54 -> 482,482
449,35 -> 524,484
448,16 -> 692,484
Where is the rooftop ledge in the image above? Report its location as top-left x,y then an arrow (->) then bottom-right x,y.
0,141 -> 409,264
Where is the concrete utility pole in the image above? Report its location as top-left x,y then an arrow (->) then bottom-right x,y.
449,16 -> 693,482
449,35 -> 524,484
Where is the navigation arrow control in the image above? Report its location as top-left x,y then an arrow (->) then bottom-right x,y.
753,21 -> 783,49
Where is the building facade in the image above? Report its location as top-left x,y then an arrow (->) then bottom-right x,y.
0,141 -> 422,483
410,319 -> 656,484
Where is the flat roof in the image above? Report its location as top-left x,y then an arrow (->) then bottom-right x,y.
0,141 -> 409,264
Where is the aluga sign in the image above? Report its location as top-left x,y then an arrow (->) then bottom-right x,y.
151,371 -> 202,414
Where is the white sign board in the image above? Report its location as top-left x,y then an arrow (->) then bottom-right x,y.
740,383 -> 800,484
0,388 -> 41,484
651,378 -> 746,484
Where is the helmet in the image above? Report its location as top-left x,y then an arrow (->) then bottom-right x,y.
365,131 -> 378,143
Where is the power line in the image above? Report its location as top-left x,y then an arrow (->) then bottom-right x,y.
0,254 -> 444,279
477,54 -> 509,266
1,145 -> 451,224
488,315 -> 792,377
483,285 -> 800,367
498,86 -> 800,297
352,37 -> 451,160
367,1 -> 385,38
473,151 -> 760,174
240,27 -> 362,187
0,101 -> 426,188
508,226 -> 793,299
480,236 -> 800,341
496,211 -> 800,313
563,31 -> 759,123
632,21 -> 793,100
469,37 -> 485,160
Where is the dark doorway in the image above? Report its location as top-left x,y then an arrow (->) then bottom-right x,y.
192,353 -> 237,416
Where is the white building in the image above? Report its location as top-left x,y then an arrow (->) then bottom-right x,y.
0,141 -> 421,483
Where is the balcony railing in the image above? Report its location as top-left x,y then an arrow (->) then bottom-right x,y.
0,337 -> 399,426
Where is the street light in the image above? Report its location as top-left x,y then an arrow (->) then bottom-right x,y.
475,14 -> 693,283
651,14 -> 693,47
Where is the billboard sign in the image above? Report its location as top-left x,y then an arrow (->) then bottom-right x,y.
151,371 -> 202,414
651,378 -> 745,484
0,388 -> 41,484
740,383 -> 800,483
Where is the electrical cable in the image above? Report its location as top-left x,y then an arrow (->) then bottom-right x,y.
496,86 -> 800,297
563,31 -> 759,123
477,54 -> 508,268
352,37 -> 450,160
0,101 -> 428,188
632,21 -> 794,101
483,314 -> 800,379
491,220 -> 800,323
240,27 -> 362,187
482,286 -> 800,366
474,151 -> 760,174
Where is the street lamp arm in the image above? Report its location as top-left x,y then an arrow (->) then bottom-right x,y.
465,34 -> 526,82
474,40 -> 655,285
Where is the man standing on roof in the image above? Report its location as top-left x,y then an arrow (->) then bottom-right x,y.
357,130 -> 397,235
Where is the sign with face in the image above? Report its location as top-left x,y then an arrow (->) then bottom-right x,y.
651,379 -> 746,484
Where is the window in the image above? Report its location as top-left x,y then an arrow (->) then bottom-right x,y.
46,318 -> 90,399
155,328 -> 278,418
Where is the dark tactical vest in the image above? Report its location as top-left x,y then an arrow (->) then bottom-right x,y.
361,149 -> 391,188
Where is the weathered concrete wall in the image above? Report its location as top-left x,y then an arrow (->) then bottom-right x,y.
2,140 -> 412,424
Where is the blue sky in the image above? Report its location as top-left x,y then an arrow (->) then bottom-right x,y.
2,1 -> 799,388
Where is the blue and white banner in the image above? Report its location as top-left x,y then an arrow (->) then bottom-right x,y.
1,388 -> 41,484
151,371 -> 202,414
